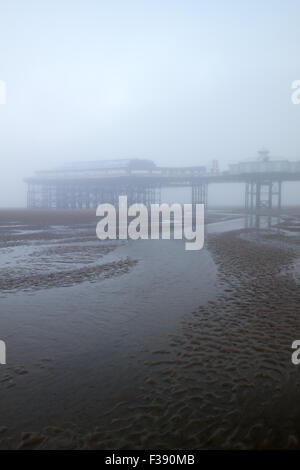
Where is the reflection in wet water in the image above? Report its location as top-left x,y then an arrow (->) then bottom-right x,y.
244,213 -> 282,230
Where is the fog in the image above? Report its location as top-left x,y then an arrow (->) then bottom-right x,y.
0,0 -> 300,207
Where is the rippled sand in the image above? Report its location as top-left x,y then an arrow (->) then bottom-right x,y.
69,227 -> 299,450
66,227 -> 299,450
0,218 -> 137,293
1,210 -> 300,449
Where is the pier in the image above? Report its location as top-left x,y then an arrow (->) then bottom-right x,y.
25,152 -> 300,212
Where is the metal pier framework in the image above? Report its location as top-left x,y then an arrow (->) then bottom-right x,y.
245,179 -> 282,212
25,156 -> 300,212
27,181 -> 162,209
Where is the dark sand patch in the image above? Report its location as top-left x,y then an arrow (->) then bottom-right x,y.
2,210 -> 300,449
22,228 -> 299,450
0,210 -> 140,293
0,258 -> 137,293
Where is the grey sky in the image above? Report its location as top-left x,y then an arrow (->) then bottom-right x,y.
0,0 -> 300,206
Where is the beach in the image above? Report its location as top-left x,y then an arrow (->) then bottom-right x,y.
0,209 -> 300,449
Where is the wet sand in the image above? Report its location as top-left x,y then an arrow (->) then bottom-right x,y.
0,208 -> 237,293
58,227 -> 300,450
67,224 -> 300,450
1,209 -> 300,449
0,212 -> 136,293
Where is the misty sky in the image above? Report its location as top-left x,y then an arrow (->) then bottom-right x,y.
0,0 -> 300,207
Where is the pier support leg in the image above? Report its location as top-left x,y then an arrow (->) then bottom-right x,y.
192,183 -> 208,207
245,179 -> 283,213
